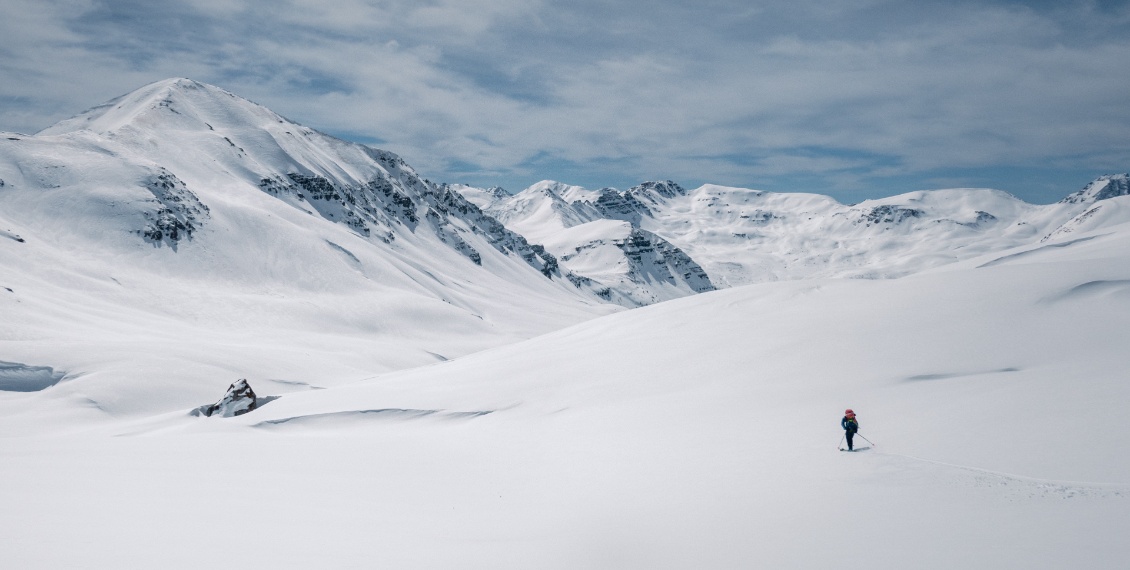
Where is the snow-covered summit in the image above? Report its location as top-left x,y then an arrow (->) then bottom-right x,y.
38,78 -> 273,137
444,183 -> 511,210
37,77 -> 402,193
490,180 -> 604,237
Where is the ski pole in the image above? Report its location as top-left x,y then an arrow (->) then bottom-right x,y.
837,434 -> 845,450
856,433 -> 875,446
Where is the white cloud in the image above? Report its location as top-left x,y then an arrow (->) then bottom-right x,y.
1,0 -> 1127,200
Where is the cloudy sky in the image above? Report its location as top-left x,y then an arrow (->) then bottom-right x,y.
2,0 -> 1128,203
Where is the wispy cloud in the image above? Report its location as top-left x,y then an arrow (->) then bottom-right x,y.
1,0 -> 1128,202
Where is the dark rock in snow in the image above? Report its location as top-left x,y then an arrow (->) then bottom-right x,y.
863,205 -> 923,225
626,180 -> 687,204
139,168 -> 209,246
199,378 -> 259,417
593,188 -> 651,224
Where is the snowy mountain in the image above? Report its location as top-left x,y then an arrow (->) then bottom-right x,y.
465,174 -> 1130,291
30,78 -> 562,276
471,181 -> 714,306
443,183 -> 512,210
0,78 -> 620,413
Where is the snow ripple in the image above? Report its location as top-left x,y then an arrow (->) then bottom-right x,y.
879,451 -> 1127,501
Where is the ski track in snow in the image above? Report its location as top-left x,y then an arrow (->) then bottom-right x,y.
871,449 -> 1128,501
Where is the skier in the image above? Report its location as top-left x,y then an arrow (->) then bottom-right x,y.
841,409 -> 859,451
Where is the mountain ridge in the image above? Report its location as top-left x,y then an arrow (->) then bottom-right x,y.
463,173 -> 1129,289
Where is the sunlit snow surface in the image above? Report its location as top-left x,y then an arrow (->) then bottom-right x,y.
3,216 -> 1129,568
1,79 -> 1128,568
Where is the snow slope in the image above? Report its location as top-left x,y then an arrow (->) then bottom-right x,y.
0,79 -> 618,416
2,199 -> 1128,569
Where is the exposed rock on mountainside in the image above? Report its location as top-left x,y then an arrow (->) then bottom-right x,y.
626,180 -> 688,204
1061,173 -> 1130,204
592,188 -> 652,224
861,205 -> 923,226
141,168 -> 209,246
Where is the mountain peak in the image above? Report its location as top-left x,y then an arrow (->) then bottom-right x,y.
38,78 -> 285,137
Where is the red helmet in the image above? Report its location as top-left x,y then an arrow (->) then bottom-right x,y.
845,409 -> 854,414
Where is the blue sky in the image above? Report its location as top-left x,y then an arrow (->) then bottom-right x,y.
1,0 -> 1128,203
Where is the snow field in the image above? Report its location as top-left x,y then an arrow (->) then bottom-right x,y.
3,221 -> 1128,568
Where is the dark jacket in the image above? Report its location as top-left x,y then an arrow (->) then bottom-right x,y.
841,416 -> 859,433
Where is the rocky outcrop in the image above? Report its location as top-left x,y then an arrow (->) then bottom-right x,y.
625,180 -> 688,205
140,168 -> 209,246
198,378 -> 259,417
256,165 -> 565,276
592,188 -> 651,224
1061,174 -> 1130,204
861,205 -> 923,225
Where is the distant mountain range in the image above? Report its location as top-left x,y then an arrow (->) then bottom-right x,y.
4,78 -> 1127,314
456,175 -> 1130,301
2,77 -> 1129,320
